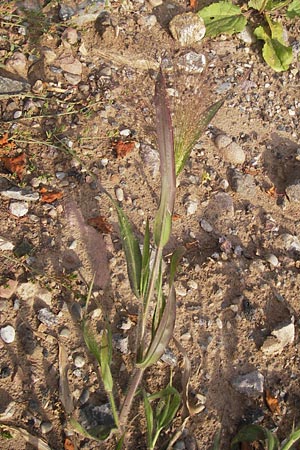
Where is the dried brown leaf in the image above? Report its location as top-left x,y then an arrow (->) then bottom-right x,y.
114,140 -> 135,158
87,216 -> 112,234
1,153 -> 26,179
265,389 -> 280,414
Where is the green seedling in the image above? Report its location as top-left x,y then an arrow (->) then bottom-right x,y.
67,69 -> 222,448
197,0 -> 300,71
230,423 -> 300,449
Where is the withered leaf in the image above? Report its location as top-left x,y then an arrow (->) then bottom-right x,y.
115,140 -> 135,158
1,153 -> 26,179
87,216 -> 112,234
265,389 -> 280,414
64,438 -> 75,450
40,187 -> 63,203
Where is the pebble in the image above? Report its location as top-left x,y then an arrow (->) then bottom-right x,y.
176,284 -> 187,297
38,308 -> 58,327
79,388 -> 90,405
0,236 -> 14,251
115,187 -> 124,202
216,318 -> 223,329
161,348 -> 177,366
187,280 -> 198,290
215,135 -> 245,165
101,158 -> 108,167
0,325 -> 16,343
140,144 -> 160,177
286,180 -> 300,202
261,321 -> 294,356
266,253 -> 279,267
200,219 -> 213,233
61,27 -> 78,44
9,201 -> 29,217
13,110 -> 22,119
174,441 -> 185,450
148,0 -> 163,6
113,334 -> 129,354
169,13 -> 206,46
55,172 -> 66,180
177,51 -> 206,74
0,76 -> 30,95
232,370 -> 264,397
40,422 -> 53,434
119,129 -> 131,137
238,25 -> 257,44
74,355 -> 85,368
0,279 -> 18,299
59,4 -> 75,21
229,170 -> 257,198
215,82 -> 232,94
280,233 -> 300,252
1,188 -> 39,202
219,179 -> 229,190
59,327 -> 70,338
185,198 -> 198,215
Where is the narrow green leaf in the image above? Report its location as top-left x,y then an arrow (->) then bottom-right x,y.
254,23 -> 293,71
281,426 -> 300,450
198,2 -> 247,37
115,435 -> 125,450
231,424 -> 279,450
136,284 -> 176,368
140,218 -> 150,296
153,69 -> 176,247
175,99 -> 224,175
156,387 -> 181,429
83,320 -> 101,366
143,390 -> 154,447
115,203 -> 142,298
169,246 -> 186,287
287,0 -> 300,17
100,329 -> 114,393
69,417 -> 114,441
211,429 -> 222,450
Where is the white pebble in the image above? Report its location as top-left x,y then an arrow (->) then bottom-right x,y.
216,318 -> 223,329
41,422 -> 53,434
176,285 -> 187,297
200,219 -> 213,233
101,158 -> 108,167
266,253 -> 279,267
115,187 -> 124,202
9,201 -> 29,217
186,199 -> 198,215
120,129 -> 131,137
0,325 -> 15,343
74,355 -> 85,368
13,110 -> 22,119
187,280 -> 198,290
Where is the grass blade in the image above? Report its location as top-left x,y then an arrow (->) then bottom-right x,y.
143,390 -> 154,447
140,218 -> 150,296
58,342 -> 74,415
136,284 -> 176,368
281,426 -> 300,450
169,246 -> 186,286
153,69 -> 176,247
231,424 -> 279,450
1,425 -> 52,450
175,99 -> 224,175
100,328 -> 114,393
82,320 -> 101,366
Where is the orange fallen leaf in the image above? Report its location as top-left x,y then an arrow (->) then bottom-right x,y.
0,133 -> 16,156
114,140 -> 135,158
87,216 -> 112,234
1,153 -> 26,179
265,389 -> 280,414
190,0 -> 198,9
64,438 -> 75,450
40,187 -> 63,203
172,213 -> 181,221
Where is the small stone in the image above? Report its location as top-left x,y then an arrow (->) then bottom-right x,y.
266,254 -> 279,267
219,179 -> 229,190
215,134 -> 245,165
232,370 -> 264,397
0,236 -> 14,251
148,0 -> 163,6
176,285 -> 187,297
59,327 -> 70,338
174,441 -> 186,450
38,308 -> 58,327
140,145 -> 160,177
13,110 -> 22,119
0,325 -> 15,343
186,198 -> 198,215
61,27 -> 78,44
74,355 -> 85,368
6,52 -> 27,77
229,170 -> 257,198
187,280 -> 198,290
59,4 -> 75,21
216,82 -> 232,94
200,219 -> 213,233
286,180 -> 300,202
79,388 -> 90,405
32,80 -> 44,94
238,25 -> 257,44
261,321 -> 295,356
9,201 -> 29,217
169,13 -> 206,46
113,334 -> 129,354
177,51 -> 206,73
181,332 -> 192,341
120,129 -> 131,137
115,187 -> 124,202
0,366 -> 11,378
101,158 -> 108,167
161,348 -> 177,366
215,134 -> 232,149
64,72 -> 81,85
41,422 -> 53,434
0,76 -> 30,95
279,233 -> 300,252
0,279 -> 18,299
216,318 -> 223,329
1,188 -> 39,202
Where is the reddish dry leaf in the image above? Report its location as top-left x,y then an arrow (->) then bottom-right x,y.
1,153 -> 26,179
64,438 -> 75,450
265,389 -> 280,414
190,0 -> 198,9
40,187 -> 63,203
0,133 -> 16,156
87,216 -> 112,234
172,213 -> 181,221
115,140 -> 135,158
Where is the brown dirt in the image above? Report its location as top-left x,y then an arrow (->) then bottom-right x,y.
0,1 -> 300,449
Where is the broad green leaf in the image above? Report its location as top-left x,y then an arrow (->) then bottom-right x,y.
248,0 -> 269,10
266,15 -> 287,43
287,0 -> 300,17
175,99 -> 224,175
136,284 -> 176,368
231,424 -> 279,450
143,390 -> 154,447
115,202 -> 142,298
140,218 -> 150,296
254,24 -> 293,71
198,2 -> 247,37
281,426 -> 300,450
248,0 -> 290,11
169,246 -> 186,286
153,69 -> 176,248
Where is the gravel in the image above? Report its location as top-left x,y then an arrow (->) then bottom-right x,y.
0,325 -> 16,344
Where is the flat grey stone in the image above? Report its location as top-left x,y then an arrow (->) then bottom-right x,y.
229,170 -> 257,198
0,76 -> 30,95
0,236 -> 14,251
232,370 -> 264,397
1,188 -> 39,202
261,321 -> 295,356
286,180 -> 300,202
9,201 -> 29,217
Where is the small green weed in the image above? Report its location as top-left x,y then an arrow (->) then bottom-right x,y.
197,0 -> 300,71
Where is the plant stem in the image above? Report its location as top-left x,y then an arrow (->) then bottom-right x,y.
119,367 -> 145,430
108,391 -> 119,429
